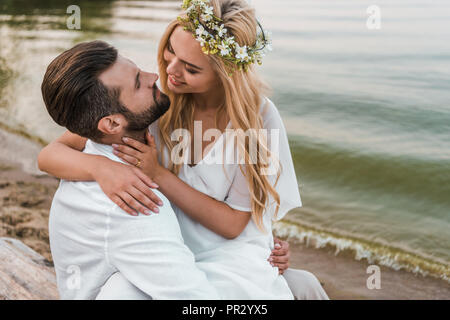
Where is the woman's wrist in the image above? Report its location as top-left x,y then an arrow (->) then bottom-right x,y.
87,155 -> 111,181
152,165 -> 169,185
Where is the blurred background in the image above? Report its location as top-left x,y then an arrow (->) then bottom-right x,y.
0,0 -> 449,284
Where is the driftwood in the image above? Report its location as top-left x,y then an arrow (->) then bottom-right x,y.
0,237 -> 58,299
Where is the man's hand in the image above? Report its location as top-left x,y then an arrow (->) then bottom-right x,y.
269,237 -> 290,275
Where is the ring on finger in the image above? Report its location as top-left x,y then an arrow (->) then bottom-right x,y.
135,159 -> 141,168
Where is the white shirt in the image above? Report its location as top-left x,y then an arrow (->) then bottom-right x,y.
49,141 -> 220,299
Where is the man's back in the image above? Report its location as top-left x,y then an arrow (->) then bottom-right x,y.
49,140 -> 219,299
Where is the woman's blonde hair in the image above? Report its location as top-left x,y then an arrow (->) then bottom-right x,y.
157,0 -> 281,231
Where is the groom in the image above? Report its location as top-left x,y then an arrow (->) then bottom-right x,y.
41,40 -> 220,299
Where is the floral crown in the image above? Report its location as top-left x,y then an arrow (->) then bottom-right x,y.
178,0 -> 272,73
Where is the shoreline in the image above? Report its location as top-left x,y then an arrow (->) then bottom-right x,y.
273,220 -> 450,285
286,240 -> 450,299
0,129 -> 449,299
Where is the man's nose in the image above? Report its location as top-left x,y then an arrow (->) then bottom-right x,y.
150,73 -> 159,86
143,72 -> 159,88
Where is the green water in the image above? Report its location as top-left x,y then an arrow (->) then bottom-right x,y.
0,0 -> 449,281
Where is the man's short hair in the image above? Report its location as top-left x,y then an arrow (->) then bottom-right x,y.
41,40 -> 126,141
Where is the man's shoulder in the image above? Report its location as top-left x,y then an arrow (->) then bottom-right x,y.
53,179 -> 112,209
150,188 -> 170,209
57,180 -> 174,217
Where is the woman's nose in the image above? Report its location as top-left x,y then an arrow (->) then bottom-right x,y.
166,58 -> 181,77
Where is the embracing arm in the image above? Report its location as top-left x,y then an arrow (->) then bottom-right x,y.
37,130 -> 162,215
38,130 -> 98,180
113,134 -> 251,239
154,167 -> 251,239
113,134 -> 291,271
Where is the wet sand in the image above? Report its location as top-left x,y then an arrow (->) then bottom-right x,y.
0,129 -> 449,299
288,241 -> 450,299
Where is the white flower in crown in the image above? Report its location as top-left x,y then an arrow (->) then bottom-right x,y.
218,41 -> 230,56
200,5 -> 214,22
196,35 -> 207,47
208,39 -> 216,48
263,30 -> 273,52
235,44 -> 249,62
195,25 -> 204,37
186,4 -> 196,14
226,36 -> 235,45
215,24 -> 227,38
196,0 -> 208,6
196,24 -> 210,38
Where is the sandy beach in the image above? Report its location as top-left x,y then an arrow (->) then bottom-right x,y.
0,128 -> 449,300
0,159 -> 57,263
288,242 -> 449,299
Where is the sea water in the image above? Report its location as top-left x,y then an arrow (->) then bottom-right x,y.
0,0 -> 448,282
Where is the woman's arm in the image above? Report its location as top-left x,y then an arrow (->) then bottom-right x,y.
113,134 -> 251,239
154,166 -> 251,239
38,130 -> 163,215
38,130 -> 96,180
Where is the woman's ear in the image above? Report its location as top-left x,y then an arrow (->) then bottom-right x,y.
97,114 -> 127,135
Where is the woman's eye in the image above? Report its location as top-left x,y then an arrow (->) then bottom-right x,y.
167,43 -> 174,54
186,68 -> 198,74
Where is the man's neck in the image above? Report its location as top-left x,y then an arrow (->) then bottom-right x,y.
99,130 -> 147,146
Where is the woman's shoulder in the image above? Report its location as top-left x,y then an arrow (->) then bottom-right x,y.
259,96 -> 284,129
148,119 -> 160,135
147,119 -> 164,150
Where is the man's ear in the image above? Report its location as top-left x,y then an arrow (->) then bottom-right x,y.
97,114 -> 127,135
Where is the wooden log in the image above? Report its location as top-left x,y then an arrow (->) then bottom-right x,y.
0,237 -> 58,299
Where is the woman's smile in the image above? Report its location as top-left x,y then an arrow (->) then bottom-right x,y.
168,74 -> 185,86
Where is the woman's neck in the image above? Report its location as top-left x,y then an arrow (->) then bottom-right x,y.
192,86 -> 224,111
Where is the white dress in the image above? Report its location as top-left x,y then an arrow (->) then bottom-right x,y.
148,97 -> 303,300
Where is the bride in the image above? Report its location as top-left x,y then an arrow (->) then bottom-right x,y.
38,0 -> 328,299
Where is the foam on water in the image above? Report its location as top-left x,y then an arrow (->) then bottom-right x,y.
274,219 -> 450,283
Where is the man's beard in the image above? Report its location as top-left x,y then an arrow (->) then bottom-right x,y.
120,85 -> 170,133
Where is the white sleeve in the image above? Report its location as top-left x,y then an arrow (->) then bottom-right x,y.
148,120 -> 170,168
224,98 -> 302,220
263,98 -> 302,221
224,164 -> 252,212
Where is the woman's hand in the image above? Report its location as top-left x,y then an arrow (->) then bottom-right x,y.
94,157 -> 163,216
112,132 -> 162,180
269,237 -> 291,275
